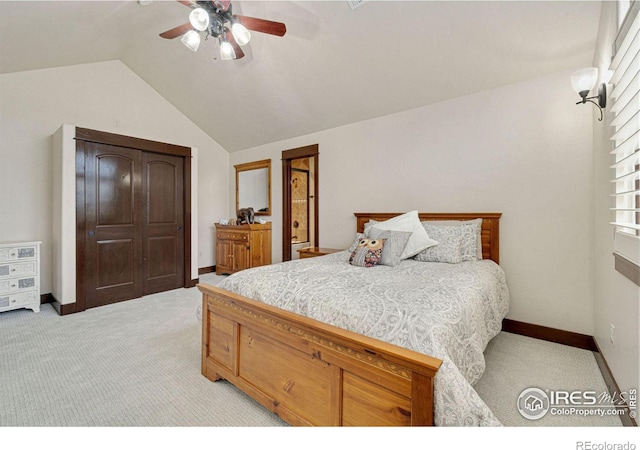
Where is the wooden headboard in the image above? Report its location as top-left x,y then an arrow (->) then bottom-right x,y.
353,212 -> 502,264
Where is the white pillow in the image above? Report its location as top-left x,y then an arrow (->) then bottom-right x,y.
369,211 -> 437,259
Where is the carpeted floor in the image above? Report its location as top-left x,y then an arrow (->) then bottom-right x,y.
0,274 -> 285,427
475,332 -> 622,426
0,272 -> 621,427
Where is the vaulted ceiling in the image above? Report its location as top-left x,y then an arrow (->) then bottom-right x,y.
0,1 -> 602,152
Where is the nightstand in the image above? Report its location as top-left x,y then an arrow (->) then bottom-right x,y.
297,247 -> 342,259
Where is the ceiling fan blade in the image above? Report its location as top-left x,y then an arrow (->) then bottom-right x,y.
159,22 -> 193,39
235,15 -> 286,37
212,0 -> 231,11
225,30 -> 245,59
177,0 -> 198,8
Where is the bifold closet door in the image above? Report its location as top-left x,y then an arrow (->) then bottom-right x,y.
83,144 -> 185,309
141,152 -> 184,295
84,143 -> 143,309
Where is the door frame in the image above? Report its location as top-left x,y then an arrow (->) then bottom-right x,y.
282,144 -> 319,261
74,127 -> 193,313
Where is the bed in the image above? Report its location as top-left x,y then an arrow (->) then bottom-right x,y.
197,212 -> 509,426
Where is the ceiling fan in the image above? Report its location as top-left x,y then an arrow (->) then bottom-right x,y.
158,0 -> 287,60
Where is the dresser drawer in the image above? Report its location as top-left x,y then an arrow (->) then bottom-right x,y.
0,290 -> 38,309
0,261 -> 38,279
217,232 -> 249,242
0,244 -> 38,263
0,275 -> 38,294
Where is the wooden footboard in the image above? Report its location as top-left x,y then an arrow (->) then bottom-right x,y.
198,283 -> 442,426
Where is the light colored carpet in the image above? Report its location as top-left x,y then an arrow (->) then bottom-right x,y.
475,332 -> 622,426
0,273 -> 285,427
0,273 -> 621,427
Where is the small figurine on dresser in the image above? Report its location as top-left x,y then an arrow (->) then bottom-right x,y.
237,207 -> 255,225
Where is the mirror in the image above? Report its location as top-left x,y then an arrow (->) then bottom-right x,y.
235,159 -> 271,216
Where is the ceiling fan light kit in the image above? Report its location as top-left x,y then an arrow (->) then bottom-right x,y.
157,0 -> 286,61
189,8 -> 210,31
181,30 -> 201,52
231,22 -> 251,46
219,39 -> 236,60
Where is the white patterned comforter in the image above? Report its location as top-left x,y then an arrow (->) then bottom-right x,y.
216,251 -> 510,426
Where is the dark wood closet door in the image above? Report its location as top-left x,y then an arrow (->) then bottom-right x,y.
83,144 -> 185,309
142,152 -> 184,295
73,127 -> 193,315
84,143 -> 143,308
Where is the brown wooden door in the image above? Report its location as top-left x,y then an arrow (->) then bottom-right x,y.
83,144 -> 185,309
142,152 -> 184,295
84,142 -> 143,308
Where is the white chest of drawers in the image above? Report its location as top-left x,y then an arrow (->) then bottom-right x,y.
0,242 -> 41,313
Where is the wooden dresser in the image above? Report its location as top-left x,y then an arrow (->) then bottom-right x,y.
215,223 -> 272,275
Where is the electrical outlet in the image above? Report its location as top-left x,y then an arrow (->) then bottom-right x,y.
610,324 -> 615,347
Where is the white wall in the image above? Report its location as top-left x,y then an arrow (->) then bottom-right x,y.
51,124 -> 76,304
592,1 -> 639,398
230,69 -> 596,335
0,60 -> 229,299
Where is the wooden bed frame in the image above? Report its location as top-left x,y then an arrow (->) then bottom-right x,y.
198,212 -> 501,426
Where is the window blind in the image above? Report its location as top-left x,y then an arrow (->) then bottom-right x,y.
609,6 -> 640,266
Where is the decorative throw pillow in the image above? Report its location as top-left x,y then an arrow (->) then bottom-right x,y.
349,238 -> 385,268
421,219 -> 482,261
365,228 -> 411,267
348,233 -> 365,253
414,225 -> 464,264
369,211 -> 438,259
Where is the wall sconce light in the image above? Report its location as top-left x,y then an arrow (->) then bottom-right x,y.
571,67 -> 607,121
